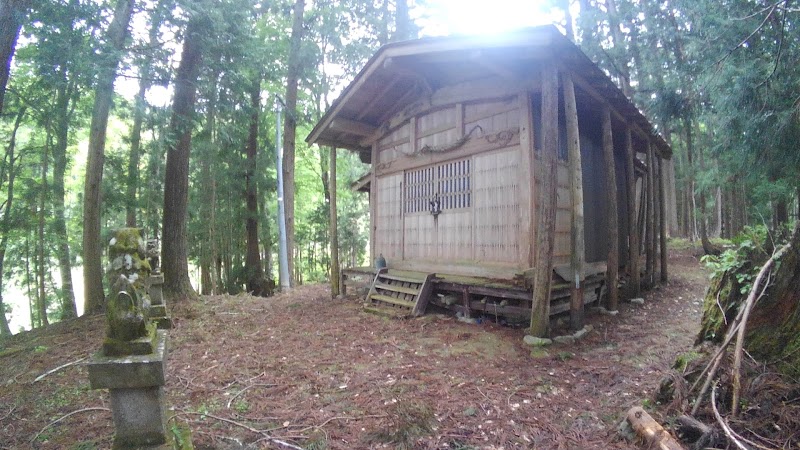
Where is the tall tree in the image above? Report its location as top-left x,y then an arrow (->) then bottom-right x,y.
50,50 -> 79,320
244,77 -> 265,295
161,13 -> 205,300
282,0 -> 305,286
0,106 -> 25,335
81,0 -> 135,314
0,0 -> 29,114
125,10 -> 163,228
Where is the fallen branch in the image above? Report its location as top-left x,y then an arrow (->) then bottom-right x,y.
33,356 -> 87,383
710,383 -> 750,450
177,410 -> 302,450
226,383 -> 277,409
30,407 -> 110,443
625,406 -> 685,450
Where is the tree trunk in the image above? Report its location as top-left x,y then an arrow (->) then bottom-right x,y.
244,78 -> 265,296
162,14 -> 203,301
0,106 -> 25,336
659,156 -> 668,283
394,0 -> 411,41
125,66 -> 149,227
52,68 -> 77,320
695,129 -> 719,255
601,107 -> 619,310
529,66 -> 559,337
283,0 -> 305,287
37,133 -> 49,327
604,0 -> 632,96
378,0 -> 389,45
699,219 -> 800,379
82,0 -> 134,314
0,0 -> 28,114
329,147 -> 340,297
125,12 -> 159,228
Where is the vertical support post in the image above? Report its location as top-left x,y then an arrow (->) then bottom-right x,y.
645,141 -> 656,288
624,127 -> 640,297
519,91 -> 536,267
529,65 -> 559,337
654,154 -> 661,277
601,107 -> 619,311
659,154 -> 668,282
329,146 -> 340,296
563,73 -> 585,330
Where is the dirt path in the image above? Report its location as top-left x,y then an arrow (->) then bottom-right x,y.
0,248 -> 708,449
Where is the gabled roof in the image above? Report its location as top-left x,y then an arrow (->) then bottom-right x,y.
307,25 -> 671,160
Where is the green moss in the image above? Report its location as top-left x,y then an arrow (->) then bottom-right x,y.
168,421 -> 194,450
672,350 -> 702,372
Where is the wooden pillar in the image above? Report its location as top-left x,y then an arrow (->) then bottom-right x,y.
329,146 -> 340,296
529,65 -> 560,337
601,107 -> 619,310
645,141 -> 656,288
564,73 -> 585,330
624,127 -> 639,298
659,154 -> 668,282
653,154 -> 661,277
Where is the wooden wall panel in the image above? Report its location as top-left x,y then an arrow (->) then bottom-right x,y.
464,98 -> 520,136
416,107 -> 457,150
403,214 -> 436,260
473,147 -> 522,263
374,173 -> 403,260
437,210 -> 472,260
377,123 -> 410,164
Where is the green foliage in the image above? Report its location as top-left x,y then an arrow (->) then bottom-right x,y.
702,225 -> 771,294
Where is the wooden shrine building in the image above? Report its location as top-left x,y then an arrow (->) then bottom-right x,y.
307,26 -> 671,332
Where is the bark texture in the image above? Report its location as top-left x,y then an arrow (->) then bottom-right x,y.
0,0 -> 28,114
82,0 -> 134,314
529,66 -> 559,337
244,79 -> 266,296
601,107 -> 619,310
698,220 -> 800,378
162,15 -> 203,301
282,0 -> 305,286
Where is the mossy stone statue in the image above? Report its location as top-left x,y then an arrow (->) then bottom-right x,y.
103,228 -> 156,356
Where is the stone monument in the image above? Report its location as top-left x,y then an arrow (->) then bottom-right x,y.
87,228 -> 171,449
145,237 -> 172,329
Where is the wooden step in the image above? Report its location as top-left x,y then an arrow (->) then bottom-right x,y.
374,282 -> 420,296
380,273 -> 425,284
370,294 -> 415,308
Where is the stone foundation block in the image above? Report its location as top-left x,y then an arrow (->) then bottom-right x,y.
110,386 -> 167,449
88,330 -> 167,390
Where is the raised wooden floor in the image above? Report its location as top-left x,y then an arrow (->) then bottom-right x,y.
342,263 -> 607,322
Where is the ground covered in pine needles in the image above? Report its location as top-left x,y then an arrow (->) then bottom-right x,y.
1,248 -> 710,450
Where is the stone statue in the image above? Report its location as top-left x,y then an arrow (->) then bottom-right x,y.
103,228 -> 154,356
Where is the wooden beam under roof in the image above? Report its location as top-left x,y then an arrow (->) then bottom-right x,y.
329,118 -> 378,137
469,50 -> 520,80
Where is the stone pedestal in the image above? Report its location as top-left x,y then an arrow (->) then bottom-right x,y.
88,330 -> 169,449
147,271 -> 172,329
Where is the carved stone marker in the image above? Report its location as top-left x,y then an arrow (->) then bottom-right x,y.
145,238 -> 172,329
87,228 -> 170,449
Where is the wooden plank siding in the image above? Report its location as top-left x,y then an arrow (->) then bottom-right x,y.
370,92 -> 525,274
473,147 -> 523,263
